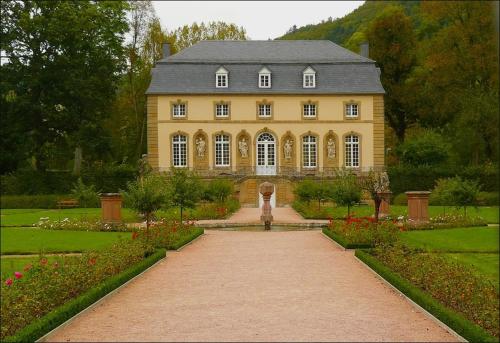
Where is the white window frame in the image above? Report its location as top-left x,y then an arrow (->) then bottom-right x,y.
345,103 -> 359,118
172,135 -> 187,167
303,104 -> 316,118
258,104 -> 272,117
258,67 -> 272,88
215,67 -> 228,88
302,135 -> 317,168
172,103 -> 186,118
215,103 -> 229,118
303,67 -> 316,88
215,134 -> 230,167
345,135 -> 360,168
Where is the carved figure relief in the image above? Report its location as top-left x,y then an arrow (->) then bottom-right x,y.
284,139 -> 293,159
196,137 -> 206,158
327,138 -> 336,159
239,138 -> 248,158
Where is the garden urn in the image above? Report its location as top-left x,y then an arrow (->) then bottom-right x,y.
259,182 -> 274,229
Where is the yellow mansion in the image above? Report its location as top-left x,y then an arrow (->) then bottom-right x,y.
146,40 -> 385,206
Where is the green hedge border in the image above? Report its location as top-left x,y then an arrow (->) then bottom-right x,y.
168,227 -> 204,250
355,249 -> 497,342
4,249 -> 166,342
322,228 -> 372,249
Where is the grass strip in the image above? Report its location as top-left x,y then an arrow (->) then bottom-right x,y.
168,227 -> 204,250
355,249 -> 497,342
3,249 -> 166,343
322,228 -> 372,249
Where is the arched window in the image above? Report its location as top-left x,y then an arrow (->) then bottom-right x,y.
215,66 -> 228,88
303,66 -> 316,88
302,135 -> 317,168
172,135 -> 187,167
215,134 -> 230,167
258,67 -> 271,88
345,135 -> 360,168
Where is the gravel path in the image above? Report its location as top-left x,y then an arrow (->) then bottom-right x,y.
46,230 -> 458,342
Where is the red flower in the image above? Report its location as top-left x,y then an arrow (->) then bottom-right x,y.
53,262 -> 59,268
132,232 -> 139,240
40,258 -> 48,266
5,278 -> 13,286
88,258 -> 97,266
23,263 -> 32,272
14,272 -> 22,279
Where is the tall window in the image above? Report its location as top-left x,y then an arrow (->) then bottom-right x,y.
303,103 -> 317,118
345,103 -> 359,118
172,135 -> 187,167
302,135 -> 317,168
303,67 -> 316,88
258,104 -> 272,117
215,134 -> 230,167
215,67 -> 228,88
259,74 -> 271,88
172,103 -> 186,118
215,103 -> 229,118
345,135 -> 360,168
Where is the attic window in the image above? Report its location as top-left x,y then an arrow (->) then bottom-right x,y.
303,66 -> 316,88
258,67 -> 271,88
216,66 -> 228,88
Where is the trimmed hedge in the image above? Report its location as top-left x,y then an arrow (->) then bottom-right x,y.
3,249 -> 166,342
355,250 -> 497,342
322,228 -> 372,249
167,227 -> 204,250
0,194 -> 70,209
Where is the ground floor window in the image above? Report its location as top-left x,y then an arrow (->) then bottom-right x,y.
172,134 -> 187,167
345,135 -> 359,168
215,134 -> 230,167
302,135 -> 317,168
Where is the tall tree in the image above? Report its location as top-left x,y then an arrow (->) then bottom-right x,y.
0,0 -> 128,172
366,6 -> 417,142
171,21 -> 247,51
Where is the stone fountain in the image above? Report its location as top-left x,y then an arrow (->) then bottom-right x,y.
259,182 -> 274,230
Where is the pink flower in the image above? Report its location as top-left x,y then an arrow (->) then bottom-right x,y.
5,278 -> 13,286
14,272 -> 22,279
40,258 -> 48,266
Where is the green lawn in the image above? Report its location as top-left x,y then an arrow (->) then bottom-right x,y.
0,208 -> 139,227
296,203 -> 499,223
400,226 -> 499,252
0,227 -> 128,254
444,253 -> 499,287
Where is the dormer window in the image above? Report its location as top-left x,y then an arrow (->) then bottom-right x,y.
215,66 -> 228,88
258,67 -> 271,88
303,66 -> 316,88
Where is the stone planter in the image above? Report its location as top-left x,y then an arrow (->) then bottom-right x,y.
100,193 -> 122,223
405,191 -> 431,223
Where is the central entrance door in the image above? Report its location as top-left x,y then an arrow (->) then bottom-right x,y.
256,133 -> 276,175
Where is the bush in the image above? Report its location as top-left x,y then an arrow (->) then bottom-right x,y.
356,250 -> 497,342
0,170 -> 76,195
294,179 -> 332,210
1,239 -> 154,340
0,194 -> 68,209
136,220 -> 204,250
71,178 -> 100,208
331,171 -> 361,216
204,179 -> 234,203
367,244 -> 499,338
396,130 -> 450,166
430,177 -> 481,216
326,216 -> 400,247
477,192 -> 499,206
81,162 -> 137,193
392,193 -> 407,205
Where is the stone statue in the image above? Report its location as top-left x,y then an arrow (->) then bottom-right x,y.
327,138 -> 336,159
284,139 -> 293,159
196,137 -> 206,158
239,138 -> 248,158
374,171 -> 390,193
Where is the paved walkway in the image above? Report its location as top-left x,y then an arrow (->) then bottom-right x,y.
45,230 -> 458,342
197,207 -> 329,227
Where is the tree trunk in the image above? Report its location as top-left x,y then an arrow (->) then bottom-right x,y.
374,198 -> 381,223
347,205 -> 350,218
73,146 -> 82,176
146,212 -> 150,242
318,199 -> 321,211
180,206 -> 183,227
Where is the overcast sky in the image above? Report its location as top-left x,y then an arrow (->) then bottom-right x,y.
152,1 -> 364,40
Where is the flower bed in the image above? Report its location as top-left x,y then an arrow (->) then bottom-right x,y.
134,219 -> 204,250
0,239 -> 159,341
324,216 -> 400,248
360,244 -> 499,340
404,213 -> 488,230
36,217 -> 131,232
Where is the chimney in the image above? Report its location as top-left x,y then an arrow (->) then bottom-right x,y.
162,43 -> 170,58
359,42 -> 369,58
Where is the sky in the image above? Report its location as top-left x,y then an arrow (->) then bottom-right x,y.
152,1 -> 364,40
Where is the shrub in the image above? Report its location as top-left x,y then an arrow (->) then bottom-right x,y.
81,162 -> 137,193
369,244 -> 499,338
294,179 -> 332,210
476,192 -> 499,206
326,216 -> 400,247
294,179 -> 316,203
396,130 -> 450,166
0,239 -> 153,340
392,193 -> 407,205
165,169 -> 202,223
332,170 -> 361,216
71,178 -> 100,208
432,177 -> 481,216
204,179 -> 234,203
135,220 -> 203,250
0,194 -> 68,209
0,170 -> 76,195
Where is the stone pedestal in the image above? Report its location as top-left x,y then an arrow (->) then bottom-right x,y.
405,191 -> 431,223
259,182 -> 274,230
100,193 -> 122,223
378,191 -> 392,217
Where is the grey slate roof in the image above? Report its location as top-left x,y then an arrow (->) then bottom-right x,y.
146,40 -> 385,95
